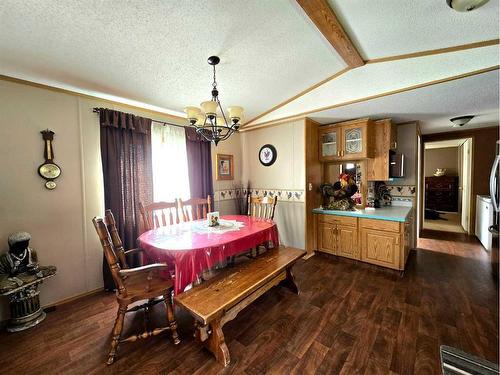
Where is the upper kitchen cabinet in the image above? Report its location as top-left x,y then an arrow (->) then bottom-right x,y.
367,119 -> 398,181
318,118 -> 375,162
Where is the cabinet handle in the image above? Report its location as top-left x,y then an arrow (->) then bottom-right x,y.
337,151 -> 340,157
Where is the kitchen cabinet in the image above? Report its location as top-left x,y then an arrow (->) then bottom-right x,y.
367,119 -> 398,181
318,118 -> 374,162
315,211 -> 413,271
316,215 -> 358,258
319,126 -> 341,161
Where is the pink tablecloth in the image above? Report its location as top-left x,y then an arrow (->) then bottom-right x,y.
137,215 -> 279,294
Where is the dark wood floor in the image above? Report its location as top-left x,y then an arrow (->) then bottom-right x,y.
0,237 -> 498,374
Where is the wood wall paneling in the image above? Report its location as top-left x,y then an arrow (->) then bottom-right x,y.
305,118 -> 322,257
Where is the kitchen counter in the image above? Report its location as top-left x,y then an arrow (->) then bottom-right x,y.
313,206 -> 412,222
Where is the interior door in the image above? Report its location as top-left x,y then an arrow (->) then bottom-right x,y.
461,138 -> 472,232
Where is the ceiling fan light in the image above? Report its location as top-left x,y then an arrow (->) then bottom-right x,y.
450,115 -> 474,127
446,0 -> 490,12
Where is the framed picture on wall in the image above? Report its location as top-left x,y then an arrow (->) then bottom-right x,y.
216,154 -> 234,180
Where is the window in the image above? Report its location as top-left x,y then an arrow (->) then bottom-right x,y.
151,123 -> 190,202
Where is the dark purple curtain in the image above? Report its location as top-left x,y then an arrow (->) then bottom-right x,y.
185,127 -> 214,200
99,108 -> 153,290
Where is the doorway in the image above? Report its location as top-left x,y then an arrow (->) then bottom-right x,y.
421,138 -> 473,234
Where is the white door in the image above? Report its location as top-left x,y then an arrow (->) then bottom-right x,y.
461,139 -> 472,232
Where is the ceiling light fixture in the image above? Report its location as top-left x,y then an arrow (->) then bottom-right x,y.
184,56 -> 243,145
450,115 -> 474,127
446,0 -> 490,12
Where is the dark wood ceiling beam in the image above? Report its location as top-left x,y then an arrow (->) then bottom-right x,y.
296,0 -> 364,68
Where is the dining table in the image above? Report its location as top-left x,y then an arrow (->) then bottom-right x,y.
137,215 -> 279,295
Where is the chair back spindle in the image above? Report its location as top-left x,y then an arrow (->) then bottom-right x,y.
179,196 -> 212,222
139,201 -> 180,231
92,214 -> 126,295
247,196 -> 278,220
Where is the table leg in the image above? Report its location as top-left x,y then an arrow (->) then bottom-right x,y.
195,320 -> 230,367
279,267 -> 299,295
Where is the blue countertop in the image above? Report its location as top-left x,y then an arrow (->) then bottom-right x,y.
313,206 -> 412,222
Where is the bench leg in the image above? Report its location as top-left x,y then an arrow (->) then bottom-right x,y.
196,320 -> 230,367
280,267 -> 299,295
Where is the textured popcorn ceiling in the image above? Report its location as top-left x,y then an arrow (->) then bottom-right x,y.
329,0 -> 499,59
0,0 -> 345,120
0,0 -> 498,133
307,70 -> 499,134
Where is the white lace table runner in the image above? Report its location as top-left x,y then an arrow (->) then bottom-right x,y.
190,219 -> 245,234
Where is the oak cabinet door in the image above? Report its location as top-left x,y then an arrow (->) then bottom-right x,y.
319,126 -> 342,162
318,222 -> 336,254
337,225 -> 359,260
360,228 -> 400,269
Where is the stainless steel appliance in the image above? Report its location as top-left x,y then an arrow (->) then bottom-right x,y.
488,140 -> 499,279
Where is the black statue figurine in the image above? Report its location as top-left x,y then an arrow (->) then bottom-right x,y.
0,232 -> 41,277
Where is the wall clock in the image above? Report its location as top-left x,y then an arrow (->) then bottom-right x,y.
38,129 -> 61,190
259,144 -> 277,166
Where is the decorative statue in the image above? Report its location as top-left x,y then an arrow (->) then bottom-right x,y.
0,232 -> 57,332
320,173 -> 359,211
0,232 -> 42,278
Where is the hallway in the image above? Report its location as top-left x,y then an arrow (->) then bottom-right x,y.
418,229 -> 489,261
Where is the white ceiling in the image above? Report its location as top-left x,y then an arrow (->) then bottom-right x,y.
0,0 -> 498,134
0,0 -> 345,120
329,0 -> 499,59
253,45 -> 499,124
307,69 -> 499,134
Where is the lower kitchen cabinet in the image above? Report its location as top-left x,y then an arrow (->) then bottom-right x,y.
360,228 -> 400,269
337,225 -> 359,260
315,213 -> 413,271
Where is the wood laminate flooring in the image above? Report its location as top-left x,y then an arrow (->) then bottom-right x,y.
0,245 -> 498,374
418,229 -> 490,260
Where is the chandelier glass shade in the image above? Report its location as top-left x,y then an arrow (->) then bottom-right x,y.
184,56 -> 244,145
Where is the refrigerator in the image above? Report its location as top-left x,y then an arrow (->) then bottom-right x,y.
489,141 -> 499,279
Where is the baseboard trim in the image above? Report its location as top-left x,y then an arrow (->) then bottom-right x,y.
43,287 -> 105,310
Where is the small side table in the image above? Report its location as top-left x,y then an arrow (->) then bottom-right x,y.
0,266 -> 56,332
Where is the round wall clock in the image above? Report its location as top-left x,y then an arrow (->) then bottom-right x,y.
259,144 -> 277,166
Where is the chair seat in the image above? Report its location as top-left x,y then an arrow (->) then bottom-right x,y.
119,274 -> 174,304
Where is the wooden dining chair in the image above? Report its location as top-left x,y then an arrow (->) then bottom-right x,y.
92,210 -> 180,365
247,195 -> 278,220
139,200 -> 180,231
179,196 -> 212,222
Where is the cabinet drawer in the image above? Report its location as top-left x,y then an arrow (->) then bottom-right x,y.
318,214 -> 357,227
360,218 -> 400,233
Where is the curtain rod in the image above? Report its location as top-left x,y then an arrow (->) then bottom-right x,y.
92,107 -> 187,129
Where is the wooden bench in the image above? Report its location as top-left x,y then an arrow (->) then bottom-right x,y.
174,246 -> 306,366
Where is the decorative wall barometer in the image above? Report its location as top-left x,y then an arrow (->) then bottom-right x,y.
38,130 -> 61,189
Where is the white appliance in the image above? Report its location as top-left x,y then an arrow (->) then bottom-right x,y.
475,195 -> 493,250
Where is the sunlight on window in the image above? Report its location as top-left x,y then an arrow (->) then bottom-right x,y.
151,123 -> 190,202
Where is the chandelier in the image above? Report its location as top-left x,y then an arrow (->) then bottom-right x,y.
184,56 -> 243,145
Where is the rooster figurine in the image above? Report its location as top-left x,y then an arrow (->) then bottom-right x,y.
320,173 -> 358,211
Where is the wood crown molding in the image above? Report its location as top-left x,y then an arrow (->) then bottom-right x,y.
0,74 -> 186,123
245,67 -> 351,125
240,65 -> 499,132
366,39 -> 499,64
296,0 -> 364,68
244,39 -> 499,128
